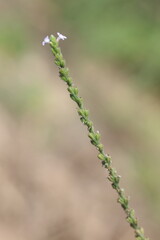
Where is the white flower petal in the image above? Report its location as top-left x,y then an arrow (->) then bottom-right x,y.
42,36 -> 50,46
57,32 -> 67,41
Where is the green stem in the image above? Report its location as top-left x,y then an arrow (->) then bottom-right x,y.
48,34 -> 149,240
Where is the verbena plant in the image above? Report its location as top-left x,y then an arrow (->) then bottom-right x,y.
42,33 -> 149,240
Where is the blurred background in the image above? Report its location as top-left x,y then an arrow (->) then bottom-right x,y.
0,0 -> 160,239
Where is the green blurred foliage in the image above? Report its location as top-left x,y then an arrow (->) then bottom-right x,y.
55,0 -> 160,94
0,19 -> 29,56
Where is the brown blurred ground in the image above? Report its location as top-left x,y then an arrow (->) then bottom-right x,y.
0,1 -> 160,240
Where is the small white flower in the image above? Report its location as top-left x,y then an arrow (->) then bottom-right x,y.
57,32 -> 67,42
42,36 -> 50,46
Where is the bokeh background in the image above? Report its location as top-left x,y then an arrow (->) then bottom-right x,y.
0,0 -> 160,239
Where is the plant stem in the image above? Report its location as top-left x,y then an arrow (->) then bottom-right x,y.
48,34 -> 149,240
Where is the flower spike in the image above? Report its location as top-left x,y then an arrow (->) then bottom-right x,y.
44,33 -> 149,240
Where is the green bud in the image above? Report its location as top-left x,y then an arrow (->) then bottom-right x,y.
88,132 -> 96,141
68,87 -> 78,95
67,77 -> 72,86
86,121 -> 93,130
76,97 -> 82,108
78,109 -> 88,118
67,86 -> 73,93
118,196 -> 129,210
97,143 -> 103,152
98,153 -> 106,161
73,87 -> 78,95
59,68 -> 69,77
94,132 -> 100,141
50,34 -> 57,43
